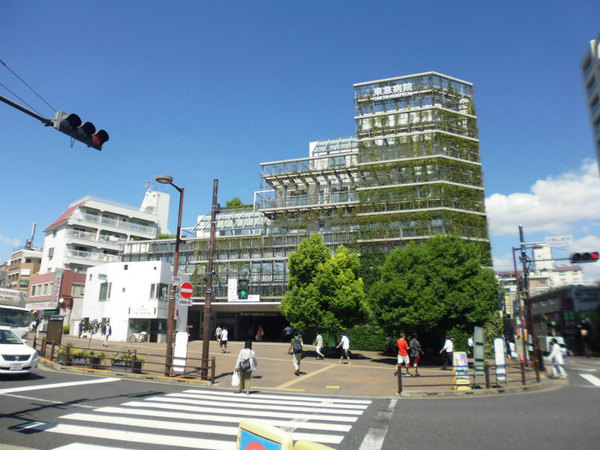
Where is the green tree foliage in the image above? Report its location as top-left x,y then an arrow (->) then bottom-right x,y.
226,197 -> 252,208
369,235 -> 499,337
280,235 -> 369,335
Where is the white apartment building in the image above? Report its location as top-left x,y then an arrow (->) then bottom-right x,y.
81,261 -> 189,344
40,190 -> 170,274
582,31 -> 600,171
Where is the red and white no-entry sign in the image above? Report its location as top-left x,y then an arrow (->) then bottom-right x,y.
180,282 -> 193,299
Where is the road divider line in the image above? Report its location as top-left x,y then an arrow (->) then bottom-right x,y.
275,363 -> 336,390
0,377 -> 121,394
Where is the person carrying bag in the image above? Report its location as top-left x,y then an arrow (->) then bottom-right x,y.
234,340 -> 257,395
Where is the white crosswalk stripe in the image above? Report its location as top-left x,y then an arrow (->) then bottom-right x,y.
13,389 -> 371,449
580,373 -> 600,387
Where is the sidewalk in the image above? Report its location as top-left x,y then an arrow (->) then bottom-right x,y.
43,335 -> 559,399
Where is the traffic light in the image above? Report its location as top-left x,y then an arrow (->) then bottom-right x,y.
238,279 -> 249,299
569,252 -> 600,263
52,110 -> 109,151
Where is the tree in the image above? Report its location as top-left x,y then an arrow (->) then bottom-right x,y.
369,235 -> 499,337
226,197 -> 251,208
280,235 -> 369,335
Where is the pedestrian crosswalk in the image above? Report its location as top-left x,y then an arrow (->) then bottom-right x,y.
13,389 -> 371,449
579,373 -> 600,387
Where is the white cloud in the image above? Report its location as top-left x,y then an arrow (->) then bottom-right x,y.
0,234 -> 21,247
486,160 -> 600,236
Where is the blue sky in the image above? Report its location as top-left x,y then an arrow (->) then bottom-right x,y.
1,1 -> 600,280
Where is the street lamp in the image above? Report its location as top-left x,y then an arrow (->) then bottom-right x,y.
155,174 -> 184,376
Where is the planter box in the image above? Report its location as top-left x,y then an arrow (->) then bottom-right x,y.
111,360 -> 143,374
87,357 -> 104,369
70,356 -> 88,366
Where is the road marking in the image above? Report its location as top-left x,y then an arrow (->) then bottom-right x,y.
359,398 -> 396,450
183,389 -> 372,404
144,394 -> 364,415
0,377 -> 121,394
167,391 -> 369,409
14,422 -> 235,450
580,373 -> 600,387
275,363 -> 336,390
95,406 -> 353,432
12,389 -> 368,448
54,444 -> 130,450
123,400 -> 359,422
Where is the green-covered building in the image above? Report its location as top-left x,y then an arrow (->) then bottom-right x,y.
121,72 -> 490,340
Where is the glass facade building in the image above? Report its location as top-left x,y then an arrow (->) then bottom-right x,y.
121,72 -> 490,339
581,31 -> 600,171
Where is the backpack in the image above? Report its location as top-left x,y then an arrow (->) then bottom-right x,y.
293,337 -> 303,353
239,357 -> 251,372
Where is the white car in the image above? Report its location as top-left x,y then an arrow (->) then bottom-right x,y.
0,328 -> 40,376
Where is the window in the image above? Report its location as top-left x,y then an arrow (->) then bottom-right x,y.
71,284 -> 85,297
99,282 -> 112,301
48,247 -> 54,260
150,283 -> 170,300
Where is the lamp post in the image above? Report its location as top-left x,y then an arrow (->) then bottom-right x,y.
155,174 -> 184,377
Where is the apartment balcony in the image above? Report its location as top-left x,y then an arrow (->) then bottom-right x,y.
71,211 -> 158,237
65,249 -> 120,265
65,230 -> 126,250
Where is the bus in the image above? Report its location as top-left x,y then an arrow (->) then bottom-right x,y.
0,288 -> 31,339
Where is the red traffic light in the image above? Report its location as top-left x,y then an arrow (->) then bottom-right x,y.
570,252 -> 600,263
53,110 -> 109,151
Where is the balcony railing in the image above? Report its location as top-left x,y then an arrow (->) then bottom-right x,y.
75,212 -> 157,235
256,191 -> 359,210
67,249 -> 120,263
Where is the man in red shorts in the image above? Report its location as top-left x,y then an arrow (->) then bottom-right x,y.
409,334 -> 424,376
395,333 -> 411,376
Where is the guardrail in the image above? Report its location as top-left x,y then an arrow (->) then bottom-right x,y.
32,337 -> 216,383
395,360 -> 540,394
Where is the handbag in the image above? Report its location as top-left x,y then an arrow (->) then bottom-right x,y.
231,370 -> 240,388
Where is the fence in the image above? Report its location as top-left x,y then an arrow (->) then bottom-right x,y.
32,337 -> 216,384
395,360 -> 540,394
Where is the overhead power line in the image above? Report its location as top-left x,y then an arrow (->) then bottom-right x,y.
0,57 -> 56,112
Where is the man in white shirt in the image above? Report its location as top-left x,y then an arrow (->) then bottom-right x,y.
219,328 -> 229,353
337,332 -> 351,365
439,336 -> 454,369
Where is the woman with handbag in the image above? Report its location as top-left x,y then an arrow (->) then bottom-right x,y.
234,340 -> 257,395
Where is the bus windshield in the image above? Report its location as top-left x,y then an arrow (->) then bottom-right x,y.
0,306 -> 30,328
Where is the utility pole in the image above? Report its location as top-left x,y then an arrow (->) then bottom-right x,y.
201,179 -> 219,380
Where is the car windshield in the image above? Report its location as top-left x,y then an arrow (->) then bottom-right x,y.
0,329 -> 23,344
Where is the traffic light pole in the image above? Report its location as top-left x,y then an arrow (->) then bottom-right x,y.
201,179 -> 218,380
0,94 -> 52,126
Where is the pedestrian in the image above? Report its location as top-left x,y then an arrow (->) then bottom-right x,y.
103,321 -> 112,347
395,333 -> 410,375
234,339 -> 258,395
215,325 -> 222,341
289,331 -> 304,375
440,335 -> 454,370
409,334 -> 424,376
337,332 -> 351,365
78,321 -> 84,339
549,338 -> 567,379
283,325 -> 292,342
219,327 -> 228,353
314,331 -> 325,360
468,335 -> 474,357
255,325 -> 264,342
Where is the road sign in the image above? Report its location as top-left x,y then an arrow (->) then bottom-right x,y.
180,282 -> 193,299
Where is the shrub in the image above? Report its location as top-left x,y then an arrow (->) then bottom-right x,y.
345,325 -> 387,352
63,324 -> 70,335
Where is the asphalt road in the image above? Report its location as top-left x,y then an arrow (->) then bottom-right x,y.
0,358 -> 598,450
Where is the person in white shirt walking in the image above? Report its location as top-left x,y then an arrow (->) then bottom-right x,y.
337,332 -> 351,365
440,336 -> 454,369
314,331 -> 324,360
234,340 -> 258,395
219,327 -> 228,353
